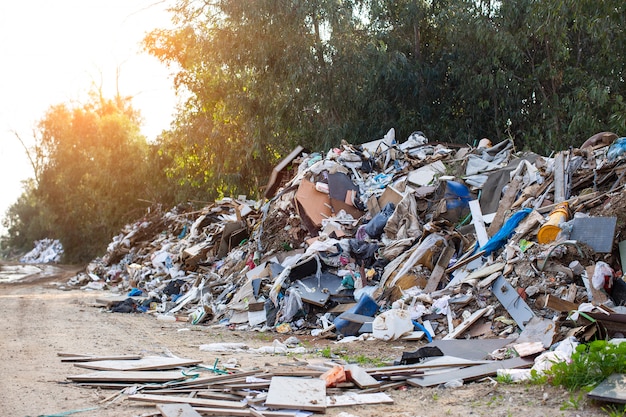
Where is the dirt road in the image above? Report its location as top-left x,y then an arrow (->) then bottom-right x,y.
0,266 -> 607,417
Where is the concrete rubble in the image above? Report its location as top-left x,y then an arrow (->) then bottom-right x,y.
64,129 -> 626,371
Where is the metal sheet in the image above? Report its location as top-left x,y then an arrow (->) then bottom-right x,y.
570,216 -> 617,253
492,275 -> 535,330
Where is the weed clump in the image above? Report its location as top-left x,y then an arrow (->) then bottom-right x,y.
546,340 -> 626,391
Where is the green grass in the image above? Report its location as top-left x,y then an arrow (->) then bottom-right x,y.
319,346 -> 333,358
560,392 -> 584,410
602,404 -> 626,417
496,372 -> 515,384
546,340 -> 626,391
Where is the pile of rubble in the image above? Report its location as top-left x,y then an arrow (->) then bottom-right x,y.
20,238 -> 63,264
69,129 -> 626,347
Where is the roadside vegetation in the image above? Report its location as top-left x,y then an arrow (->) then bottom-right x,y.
2,0 -> 624,265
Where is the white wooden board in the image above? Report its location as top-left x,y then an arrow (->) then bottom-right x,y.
265,376 -> 326,412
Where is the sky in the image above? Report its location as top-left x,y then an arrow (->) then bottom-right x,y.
0,0 -> 178,232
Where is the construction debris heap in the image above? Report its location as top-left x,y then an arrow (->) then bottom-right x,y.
69,129 -> 626,346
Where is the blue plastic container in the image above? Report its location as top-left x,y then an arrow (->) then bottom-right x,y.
333,294 -> 379,336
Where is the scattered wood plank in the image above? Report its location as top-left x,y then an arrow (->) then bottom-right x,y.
487,178 -> 521,236
365,356 -> 487,379
193,408 -> 297,417
157,403 -> 202,417
407,357 -> 533,388
68,371 -> 188,383
73,356 -> 201,371
445,250 -> 485,274
264,376 -> 326,413
424,246 -> 455,293
168,370 -> 259,387
469,200 -> 489,247
443,307 -> 490,340
128,393 -> 246,409
539,294 -> 579,312
344,364 -> 380,389
59,354 -> 142,362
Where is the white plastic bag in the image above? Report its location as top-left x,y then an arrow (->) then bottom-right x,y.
591,261 -> 614,290
372,309 -> 413,341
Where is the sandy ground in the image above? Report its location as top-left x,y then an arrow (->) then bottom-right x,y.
0,265 -> 610,417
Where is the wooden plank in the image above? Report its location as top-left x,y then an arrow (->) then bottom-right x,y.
541,294 -> 579,312
424,339 -> 511,361
553,152 -> 567,203
128,393 -> 246,409
443,307 -> 489,340
169,370 -> 259,387
195,391 -> 243,401
469,200 -> 489,247
365,356 -> 487,378
344,364 -> 380,389
424,246 -> 454,293
194,408 -> 297,417
59,354 -> 142,362
74,356 -> 201,371
157,403 -> 202,417
68,371 -> 187,383
264,376 -> 326,413
487,178 -> 521,236
407,357 -> 533,388
445,250 -> 485,274
327,392 -> 393,407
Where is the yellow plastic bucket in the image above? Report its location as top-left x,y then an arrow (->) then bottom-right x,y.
537,202 -> 570,244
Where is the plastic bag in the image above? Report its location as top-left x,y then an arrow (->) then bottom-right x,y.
591,261 -> 614,290
365,202 -> 395,239
372,309 -> 414,341
280,288 -> 303,323
607,137 -> 626,161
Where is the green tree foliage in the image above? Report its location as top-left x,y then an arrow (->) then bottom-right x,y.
3,93 -> 164,262
146,0 -> 624,189
6,0 -> 624,261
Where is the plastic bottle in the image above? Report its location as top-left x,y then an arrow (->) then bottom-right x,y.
537,202 -> 570,244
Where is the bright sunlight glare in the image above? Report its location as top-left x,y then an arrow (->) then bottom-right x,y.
0,0 -> 178,231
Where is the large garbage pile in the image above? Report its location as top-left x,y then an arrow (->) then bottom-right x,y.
69,129 -> 626,345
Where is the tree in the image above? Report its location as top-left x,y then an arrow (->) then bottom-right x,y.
4,92 -> 160,262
